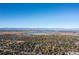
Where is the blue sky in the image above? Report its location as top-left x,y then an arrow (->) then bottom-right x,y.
0,3 -> 79,28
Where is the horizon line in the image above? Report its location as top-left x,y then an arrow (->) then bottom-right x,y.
0,27 -> 79,29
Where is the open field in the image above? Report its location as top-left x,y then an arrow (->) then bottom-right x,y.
0,30 -> 79,55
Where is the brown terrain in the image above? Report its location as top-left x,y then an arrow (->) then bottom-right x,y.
0,32 -> 23,35
0,31 -> 79,55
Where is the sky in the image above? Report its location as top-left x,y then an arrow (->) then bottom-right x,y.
0,3 -> 79,28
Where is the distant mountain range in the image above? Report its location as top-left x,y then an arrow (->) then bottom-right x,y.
0,28 -> 79,32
